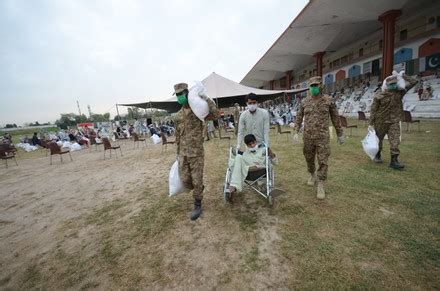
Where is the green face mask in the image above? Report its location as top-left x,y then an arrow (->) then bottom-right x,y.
309,86 -> 320,96
177,94 -> 188,105
387,83 -> 398,91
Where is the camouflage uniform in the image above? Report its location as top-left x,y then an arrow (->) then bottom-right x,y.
175,89 -> 219,201
294,76 -> 343,181
370,75 -> 417,155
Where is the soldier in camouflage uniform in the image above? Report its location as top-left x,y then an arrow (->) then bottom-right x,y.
369,73 -> 417,169
174,83 -> 219,220
293,76 -> 344,200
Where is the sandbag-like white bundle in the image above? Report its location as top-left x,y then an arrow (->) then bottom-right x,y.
169,160 -> 187,197
151,134 -> 161,144
362,128 -> 379,160
381,70 -> 406,92
188,81 -> 209,121
57,141 -> 63,147
62,141 -> 72,148
70,143 -> 82,152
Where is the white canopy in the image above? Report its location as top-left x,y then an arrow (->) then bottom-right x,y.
201,72 -> 300,98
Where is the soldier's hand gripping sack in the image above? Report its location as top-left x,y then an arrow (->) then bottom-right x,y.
188,81 -> 209,121
362,127 -> 379,160
169,160 -> 187,197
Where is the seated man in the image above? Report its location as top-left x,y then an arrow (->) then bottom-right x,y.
226,134 -> 267,201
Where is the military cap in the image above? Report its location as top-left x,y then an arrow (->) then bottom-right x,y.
385,76 -> 398,84
173,83 -> 188,95
308,76 -> 322,86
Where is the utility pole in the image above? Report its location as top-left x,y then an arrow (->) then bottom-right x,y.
115,103 -> 121,121
77,100 -> 82,116
87,105 -> 92,118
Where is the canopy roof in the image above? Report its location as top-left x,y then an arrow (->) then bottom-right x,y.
119,72 -> 307,112
240,0 -> 431,88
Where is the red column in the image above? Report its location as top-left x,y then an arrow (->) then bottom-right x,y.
313,52 -> 325,77
378,10 -> 401,80
285,70 -> 292,89
270,80 -> 274,90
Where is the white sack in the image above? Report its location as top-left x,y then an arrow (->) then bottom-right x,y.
169,160 -> 187,197
57,141 -> 63,147
188,81 -> 209,121
70,143 -> 82,152
151,134 -> 161,144
62,141 -> 72,148
362,128 -> 379,160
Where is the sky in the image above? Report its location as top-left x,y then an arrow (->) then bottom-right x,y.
0,0 -> 308,126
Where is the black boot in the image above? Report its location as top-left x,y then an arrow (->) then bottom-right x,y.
190,199 -> 202,221
389,154 -> 404,170
373,151 -> 383,163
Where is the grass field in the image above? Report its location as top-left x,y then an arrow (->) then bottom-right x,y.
0,119 -> 439,289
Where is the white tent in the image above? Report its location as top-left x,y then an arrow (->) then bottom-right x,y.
201,72 -> 300,98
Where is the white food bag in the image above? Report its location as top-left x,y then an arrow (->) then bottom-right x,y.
151,134 -> 161,144
70,143 -> 82,152
188,81 -> 209,121
362,128 -> 379,160
169,160 -> 187,197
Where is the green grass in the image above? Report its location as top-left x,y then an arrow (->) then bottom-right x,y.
8,119 -> 440,289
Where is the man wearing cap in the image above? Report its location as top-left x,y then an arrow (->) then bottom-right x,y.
174,82 -> 219,220
293,76 -> 344,200
369,73 -> 417,169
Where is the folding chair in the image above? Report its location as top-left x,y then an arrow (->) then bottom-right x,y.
161,134 -> 175,152
40,139 -> 50,156
0,144 -> 18,168
218,127 -> 232,147
339,116 -> 358,136
403,111 -> 420,132
132,132 -> 147,149
48,142 -> 73,165
89,136 -> 103,152
102,137 -> 122,159
223,144 -> 275,206
276,123 -> 291,141
358,111 -> 369,126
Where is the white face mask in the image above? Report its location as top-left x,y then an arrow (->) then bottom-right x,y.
247,104 -> 258,112
247,144 -> 257,152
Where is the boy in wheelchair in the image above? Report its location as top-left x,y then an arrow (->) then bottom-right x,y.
225,134 -> 269,201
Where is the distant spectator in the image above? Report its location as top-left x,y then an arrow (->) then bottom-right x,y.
31,132 -> 42,146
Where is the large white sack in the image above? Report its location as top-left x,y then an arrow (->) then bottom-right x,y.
362,128 -> 379,160
188,81 -> 209,121
62,141 -> 72,148
151,134 -> 161,144
381,70 -> 406,92
70,143 -> 82,152
169,160 -> 187,197
57,141 -> 63,147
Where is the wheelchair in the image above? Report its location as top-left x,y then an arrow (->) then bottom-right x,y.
223,144 -> 275,206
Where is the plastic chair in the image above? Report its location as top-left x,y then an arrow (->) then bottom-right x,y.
48,142 -> 73,165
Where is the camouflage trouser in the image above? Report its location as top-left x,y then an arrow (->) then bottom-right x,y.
303,138 -> 330,181
178,155 -> 204,200
374,122 -> 400,155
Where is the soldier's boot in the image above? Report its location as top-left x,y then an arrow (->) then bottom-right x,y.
373,151 -> 383,163
389,154 -> 404,170
317,180 -> 326,200
190,199 -> 202,221
307,173 -> 316,186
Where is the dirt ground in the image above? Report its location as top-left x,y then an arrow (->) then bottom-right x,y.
0,125 -> 439,289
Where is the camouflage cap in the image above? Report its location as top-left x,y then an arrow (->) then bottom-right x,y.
385,76 -> 398,84
173,83 -> 188,95
308,76 -> 322,86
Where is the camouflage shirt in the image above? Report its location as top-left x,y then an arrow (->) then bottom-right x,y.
370,75 -> 417,125
175,98 -> 219,157
294,95 -> 343,139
